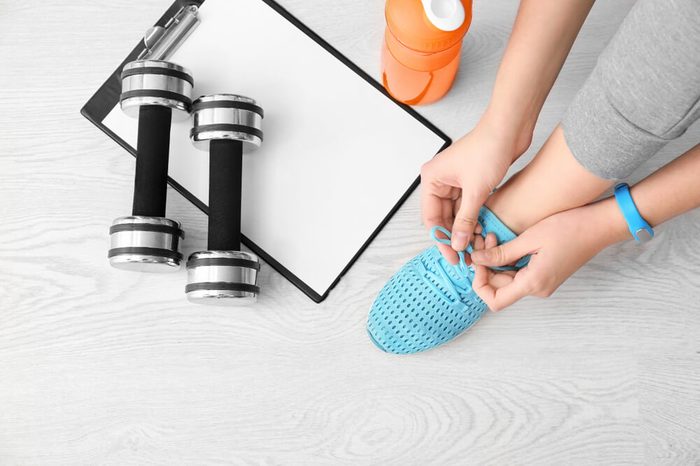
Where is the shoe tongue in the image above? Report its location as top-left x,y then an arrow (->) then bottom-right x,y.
477,205 -> 517,243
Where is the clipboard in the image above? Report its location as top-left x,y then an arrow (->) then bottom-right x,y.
81,0 -> 451,303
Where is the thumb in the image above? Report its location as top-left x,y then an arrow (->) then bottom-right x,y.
471,234 -> 532,267
450,196 -> 482,252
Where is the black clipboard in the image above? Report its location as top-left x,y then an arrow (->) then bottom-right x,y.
81,0 -> 451,303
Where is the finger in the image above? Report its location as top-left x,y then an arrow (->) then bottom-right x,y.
473,264 -> 505,311
473,265 -> 529,312
432,217 -> 460,265
421,191 -> 449,230
421,183 -> 460,264
452,195 -> 482,235
484,232 -> 497,249
472,263 -> 491,292
465,234 -> 485,266
450,192 -> 483,252
489,274 -> 531,311
442,197 -> 456,228
472,263 -> 513,290
481,236 -> 517,283
471,233 -> 533,267
489,270 -> 515,288
440,198 -> 460,264
437,242 -> 459,265
482,232 -> 515,267
421,172 -> 458,226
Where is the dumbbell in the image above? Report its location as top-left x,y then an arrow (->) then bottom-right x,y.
108,60 -> 193,272
185,94 -> 264,305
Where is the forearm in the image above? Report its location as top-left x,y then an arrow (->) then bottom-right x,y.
483,0 -> 594,153
594,144 -> 700,245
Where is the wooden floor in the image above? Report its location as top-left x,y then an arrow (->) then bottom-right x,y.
1,0 -> 699,464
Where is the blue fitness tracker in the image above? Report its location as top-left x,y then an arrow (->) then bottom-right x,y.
614,183 -> 654,242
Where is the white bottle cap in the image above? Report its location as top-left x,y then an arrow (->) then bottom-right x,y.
421,0 -> 465,32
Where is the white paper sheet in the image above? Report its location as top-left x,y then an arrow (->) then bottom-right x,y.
103,0 -> 447,298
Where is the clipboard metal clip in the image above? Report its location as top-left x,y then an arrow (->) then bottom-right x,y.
138,4 -> 200,61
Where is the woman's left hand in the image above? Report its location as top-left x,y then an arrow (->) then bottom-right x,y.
470,200 -> 626,311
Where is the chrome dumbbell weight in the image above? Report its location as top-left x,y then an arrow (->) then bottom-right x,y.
108,60 -> 193,272
185,94 -> 264,304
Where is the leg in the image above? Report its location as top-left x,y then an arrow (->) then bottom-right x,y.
487,0 -> 700,233
485,125 -> 612,234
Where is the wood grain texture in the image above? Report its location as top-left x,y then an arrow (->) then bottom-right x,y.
1,0 -> 699,464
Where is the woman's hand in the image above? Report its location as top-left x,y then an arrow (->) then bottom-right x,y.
470,200 -> 626,311
421,118 -> 531,264
419,0 -> 596,264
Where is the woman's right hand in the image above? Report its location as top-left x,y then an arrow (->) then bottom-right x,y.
419,0 -> 598,264
420,117 -> 530,264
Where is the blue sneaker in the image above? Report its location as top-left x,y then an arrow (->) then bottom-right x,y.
367,206 -> 528,354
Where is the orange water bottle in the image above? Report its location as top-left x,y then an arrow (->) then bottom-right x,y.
382,0 -> 472,105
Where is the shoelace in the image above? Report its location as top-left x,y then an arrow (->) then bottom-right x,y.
412,226 -> 475,305
412,225 -> 523,306
431,225 -> 523,273
430,226 -> 471,273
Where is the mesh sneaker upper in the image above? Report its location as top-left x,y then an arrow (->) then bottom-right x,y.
367,246 -> 485,354
367,206 -> 525,354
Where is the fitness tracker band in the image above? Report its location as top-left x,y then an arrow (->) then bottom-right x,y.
614,183 -> 654,242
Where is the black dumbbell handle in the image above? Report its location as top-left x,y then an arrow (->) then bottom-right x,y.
208,139 -> 243,251
132,105 -> 172,217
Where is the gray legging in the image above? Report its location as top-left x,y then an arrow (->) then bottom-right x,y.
562,0 -> 700,180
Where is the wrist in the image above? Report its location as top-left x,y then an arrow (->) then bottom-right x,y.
584,198 -> 632,248
480,106 -> 534,158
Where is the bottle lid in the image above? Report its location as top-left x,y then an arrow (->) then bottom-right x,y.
421,0 -> 465,31
385,0 -> 472,53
